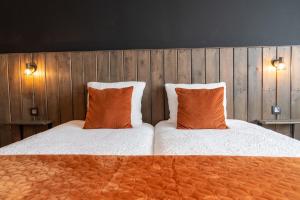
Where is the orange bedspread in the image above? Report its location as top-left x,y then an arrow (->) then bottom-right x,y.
0,155 -> 300,199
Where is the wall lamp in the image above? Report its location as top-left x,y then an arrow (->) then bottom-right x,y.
24,62 -> 37,75
272,57 -> 286,70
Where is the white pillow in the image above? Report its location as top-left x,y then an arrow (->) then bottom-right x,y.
165,82 -> 227,123
87,81 -> 146,127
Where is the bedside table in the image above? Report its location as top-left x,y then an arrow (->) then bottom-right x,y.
2,120 -> 53,140
256,119 -> 300,138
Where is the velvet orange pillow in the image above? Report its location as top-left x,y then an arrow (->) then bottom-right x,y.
83,87 -> 133,129
176,87 -> 227,129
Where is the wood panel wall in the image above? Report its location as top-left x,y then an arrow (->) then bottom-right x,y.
0,46 -> 300,147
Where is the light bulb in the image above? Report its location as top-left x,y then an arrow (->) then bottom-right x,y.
277,62 -> 286,70
24,63 -> 37,75
24,68 -> 33,75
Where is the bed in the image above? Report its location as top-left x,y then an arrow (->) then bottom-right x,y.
1,121 -> 300,199
0,155 -> 299,199
0,120 -> 154,155
154,119 -> 300,156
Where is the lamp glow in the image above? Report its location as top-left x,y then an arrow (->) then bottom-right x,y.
272,57 -> 286,71
24,62 -> 37,75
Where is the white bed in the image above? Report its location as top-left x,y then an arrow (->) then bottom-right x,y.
0,120 -> 154,155
154,119 -> 300,157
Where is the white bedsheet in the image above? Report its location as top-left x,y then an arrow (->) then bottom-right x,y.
154,120 -> 300,157
0,120 -> 154,155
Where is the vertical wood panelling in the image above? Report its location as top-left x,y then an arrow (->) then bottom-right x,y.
97,51 -> 110,82
71,52 -> 85,120
276,46 -> 291,136
248,48 -> 263,122
58,53 -> 73,123
20,54 -> 35,137
177,49 -> 192,83
45,53 -> 60,126
124,50 -> 137,81
137,50 -> 151,123
191,48 -> 205,83
163,49 -> 177,119
291,46 -> 300,139
262,47 -> 277,131
0,55 -> 11,146
83,52 -> 97,114
83,52 -> 97,83
20,54 -> 34,121
1,46 -> 300,147
8,54 -> 22,141
110,51 -> 123,82
32,53 -> 47,133
151,50 -> 164,124
234,48 -> 248,120
262,47 -> 277,120
33,53 -> 47,120
220,48 -> 234,118
163,49 -> 177,84
206,48 -> 219,83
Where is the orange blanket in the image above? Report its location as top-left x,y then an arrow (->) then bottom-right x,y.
0,155 -> 299,199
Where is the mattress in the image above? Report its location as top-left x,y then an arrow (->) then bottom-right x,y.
1,155 -> 300,199
0,120 -> 154,155
154,120 -> 300,156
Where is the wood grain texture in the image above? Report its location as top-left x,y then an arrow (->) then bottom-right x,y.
58,53 -> 73,123
163,49 -> 177,119
0,55 -> 11,146
7,54 -> 22,142
71,52 -> 85,120
191,48 -> 205,83
291,46 -> 300,139
248,48 -> 263,122
83,52 -> 97,83
123,50 -> 137,81
262,47 -> 277,131
20,54 -> 34,121
276,46 -> 291,136
137,50 -> 151,124
220,48 -> 234,118
97,51 -> 110,82
33,53 -> 47,120
32,53 -> 47,133
1,46 -> 300,146
163,49 -> 177,84
151,50 -> 164,124
206,48 -> 219,83
177,49 -> 191,83
83,52 -> 97,114
234,48 -> 248,120
20,54 -> 35,137
110,51 -> 123,82
262,47 -> 277,120
45,53 -> 60,126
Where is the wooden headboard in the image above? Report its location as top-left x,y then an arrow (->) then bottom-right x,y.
0,46 -> 300,146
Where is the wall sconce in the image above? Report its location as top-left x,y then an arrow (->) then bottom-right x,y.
24,62 -> 37,75
272,57 -> 286,70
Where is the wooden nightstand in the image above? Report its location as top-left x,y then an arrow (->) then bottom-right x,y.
2,120 -> 53,140
256,119 -> 300,138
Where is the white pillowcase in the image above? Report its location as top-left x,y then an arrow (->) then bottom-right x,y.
165,82 -> 227,123
87,81 -> 146,127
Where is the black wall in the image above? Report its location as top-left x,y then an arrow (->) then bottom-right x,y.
1,0 -> 300,53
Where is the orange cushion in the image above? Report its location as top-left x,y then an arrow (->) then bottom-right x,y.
176,87 -> 227,129
83,87 -> 133,129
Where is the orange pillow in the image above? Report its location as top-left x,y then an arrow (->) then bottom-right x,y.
83,87 -> 133,129
176,87 -> 227,129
